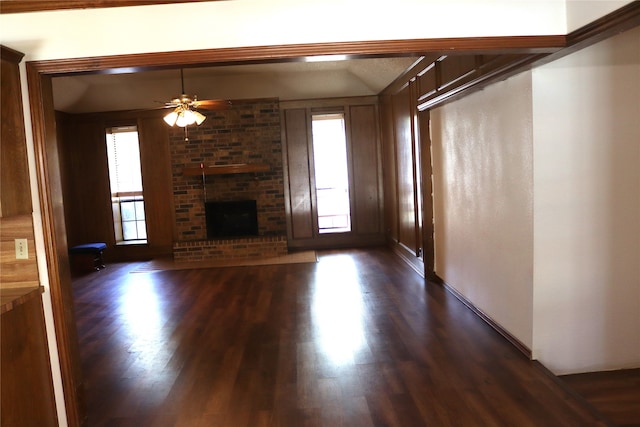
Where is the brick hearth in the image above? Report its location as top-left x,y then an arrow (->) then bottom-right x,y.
173,236 -> 288,263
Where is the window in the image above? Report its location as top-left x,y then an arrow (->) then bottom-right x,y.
105,126 -> 147,244
311,113 -> 351,234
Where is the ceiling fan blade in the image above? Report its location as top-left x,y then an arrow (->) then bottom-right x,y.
148,100 -> 176,109
193,99 -> 233,110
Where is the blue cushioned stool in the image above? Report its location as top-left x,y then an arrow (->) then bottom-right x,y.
69,242 -> 107,271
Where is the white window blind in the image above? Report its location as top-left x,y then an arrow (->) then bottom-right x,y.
105,126 -> 147,243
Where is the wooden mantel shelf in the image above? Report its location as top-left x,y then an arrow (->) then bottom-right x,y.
183,163 -> 270,176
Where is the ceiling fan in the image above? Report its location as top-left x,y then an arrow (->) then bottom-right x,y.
161,68 -> 231,139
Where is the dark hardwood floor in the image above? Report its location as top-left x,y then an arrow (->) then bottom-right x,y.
561,369 -> 640,427
72,247 -> 622,426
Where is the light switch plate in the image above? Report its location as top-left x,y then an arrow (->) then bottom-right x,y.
15,238 -> 28,260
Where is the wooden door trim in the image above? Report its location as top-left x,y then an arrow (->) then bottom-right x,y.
26,67 -> 84,427
409,79 -> 422,259
418,109 -> 435,279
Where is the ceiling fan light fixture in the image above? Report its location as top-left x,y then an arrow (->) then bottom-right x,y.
175,108 -> 196,127
194,110 -> 206,125
164,106 -> 206,128
163,110 -> 179,126
161,69 -> 221,130
175,111 -> 190,127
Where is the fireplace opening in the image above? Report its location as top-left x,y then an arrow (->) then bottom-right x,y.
205,200 -> 258,238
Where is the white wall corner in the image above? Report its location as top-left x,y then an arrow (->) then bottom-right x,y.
531,25 -> 640,374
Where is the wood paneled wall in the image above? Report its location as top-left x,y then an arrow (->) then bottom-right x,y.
1,46 -> 32,218
393,84 -> 420,254
57,114 -> 112,250
380,82 -> 426,274
138,115 -> 175,248
0,215 -> 39,288
1,292 -> 58,426
1,46 -> 39,290
281,97 -> 385,250
0,45 -> 58,427
379,95 -> 398,243
57,110 -> 174,261
281,108 -> 314,241
349,105 -> 382,235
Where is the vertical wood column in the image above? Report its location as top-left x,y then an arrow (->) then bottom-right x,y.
380,95 -> 399,242
381,79 -> 426,274
393,84 -> 419,253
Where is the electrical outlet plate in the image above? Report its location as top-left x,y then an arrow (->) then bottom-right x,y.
15,238 -> 28,260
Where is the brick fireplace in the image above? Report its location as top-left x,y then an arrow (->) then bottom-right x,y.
169,98 -> 288,262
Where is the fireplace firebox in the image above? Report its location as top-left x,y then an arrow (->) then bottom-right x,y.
205,200 -> 258,238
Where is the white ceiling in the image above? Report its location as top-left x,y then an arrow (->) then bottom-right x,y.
52,56 -> 420,114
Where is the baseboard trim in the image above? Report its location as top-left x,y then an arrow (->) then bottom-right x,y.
390,242 -> 425,278
433,275 -> 532,359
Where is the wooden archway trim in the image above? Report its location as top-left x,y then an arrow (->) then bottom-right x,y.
28,36 -> 566,76
26,66 -> 86,427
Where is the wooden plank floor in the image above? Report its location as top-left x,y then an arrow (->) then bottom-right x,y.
72,247 -> 617,427
561,369 -> 640,427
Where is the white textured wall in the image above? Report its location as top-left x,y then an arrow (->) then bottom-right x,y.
531,26 -> 640,374
565,0 -> 634,32
5,0 -> 636,60
0,0 -> 567,61
431,25 -> 640,374
431,72 -> 535,349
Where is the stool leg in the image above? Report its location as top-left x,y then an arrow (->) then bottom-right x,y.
94,251 -> 106,270
99,251 -> 105,269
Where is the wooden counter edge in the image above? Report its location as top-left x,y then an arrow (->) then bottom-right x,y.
1,284 -> 44,315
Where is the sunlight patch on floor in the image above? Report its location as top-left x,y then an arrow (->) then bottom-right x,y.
312,255 -> 365,365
